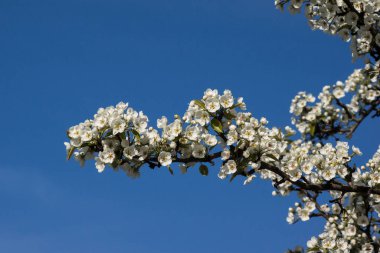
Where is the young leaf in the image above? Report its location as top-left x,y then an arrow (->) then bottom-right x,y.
211,118 -> 223,133
168,166 -> 174,175
199,164 -> 209,176
193,100 -> 206,110
229,173 -> 238,182
309,123 -> 316,137
131,129 -> 141,142
66,146 -> 75,160
119,132 -> 126,140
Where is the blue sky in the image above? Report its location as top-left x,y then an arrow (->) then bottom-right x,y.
0,0 -> 379,252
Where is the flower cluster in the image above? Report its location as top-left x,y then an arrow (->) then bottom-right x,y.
282,145 -> 380,253
303,193 -> 380,253
290,62 -> 380,140
65,89 -> 380,252
281,141 -> 354,183
63,88 -> 372,187
63,0 -> 380,251
284,186 -> 380,253
65,89 -> 291,183
64,101 -> 160,177
275,0 -> 380,60
64,89 -> 246,174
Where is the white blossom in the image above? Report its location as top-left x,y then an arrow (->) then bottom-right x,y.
158,151 -> 172,166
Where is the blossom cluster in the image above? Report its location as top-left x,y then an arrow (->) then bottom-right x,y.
291,195 -> 379,253
62,0 -> 380,251
275,0 -> 380,60
284,146 -> 380,253
64,101 -> 160,177
290,61 -> 380,140
65,89 -> 291,183
65,89 -> 380,252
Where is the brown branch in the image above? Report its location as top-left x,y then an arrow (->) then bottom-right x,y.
147,151 -> 380,196
260,162 -> 380,195
346,99 -> 380,138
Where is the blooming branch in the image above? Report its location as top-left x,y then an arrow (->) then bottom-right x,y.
65,88 -> 380,252
64,0 -> 380,252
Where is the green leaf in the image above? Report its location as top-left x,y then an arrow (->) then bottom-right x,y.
119,132 -> 126,140
199,164 -> 209,176
131,129 -> 141,142
229,173 -> 238,182
211,118 -> 223,134
168,166 -> 174,175
193,100 -> 206,110
309,123 -> 316,137
66,146 -> 75,160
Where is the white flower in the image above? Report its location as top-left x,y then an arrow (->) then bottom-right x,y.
333,85 -> 345,99
305,201 -> 316,212
81,130 -> 93,142
345,224 -> 356,237
194,110 -> 210,126
361,243 -> 374,253
116,101 -> 128,112
241,125 -> 255,141
222,160 -> 237,175
336,239 -> 348,250
219,90 -> 234,108
307,236 -> 318,248
297,208 -> 310,221
366,90 -> 379,102
221,149 -> 230,160
164,120 -> 182,140
158,151 -> 172,166
95,157 -> 105,173
345,12 -> 359,26
99,148 -> 115,164
260,117 -> 268,125
204,134 -> 217,146
226,127 -> 238,145
321,168 -> 336,180
352,145 -> 362,156
203,88 -> 218,100
133,112 -> 149,133
70,137 -> 83,148
338,28 -> 351,42
68,126 -> 82,139
321,238 -> 336,249
205,97 -> 220,113
123,146 -> 137,160
237,97 -> 246,110
94,115 -> 107,129
218,171 -> 227,180
111,118 -> 126,135
192,144 -> 206,158
157,116 -> 168,129
185,126 -> 201,141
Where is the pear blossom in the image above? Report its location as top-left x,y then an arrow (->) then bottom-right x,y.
64,0 -> 380,250
158,151 -> 172,166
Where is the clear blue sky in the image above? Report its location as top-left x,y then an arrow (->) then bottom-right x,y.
0,0 -> 378,252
